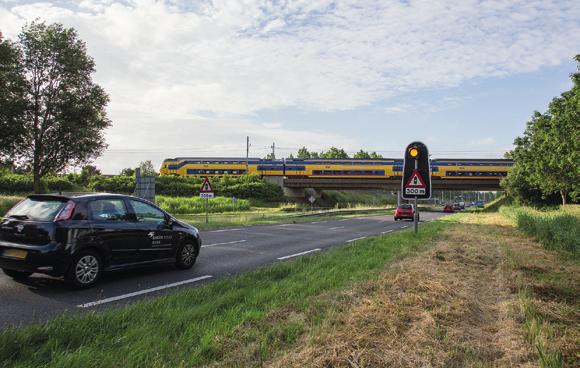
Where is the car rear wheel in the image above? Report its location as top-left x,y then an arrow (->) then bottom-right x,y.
2,268 -> 33,280
66,250 -> 102,289
175,243 -> 197,269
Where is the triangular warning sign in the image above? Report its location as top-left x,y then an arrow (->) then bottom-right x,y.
200,177 -> 214,193
405,169 -> 426,189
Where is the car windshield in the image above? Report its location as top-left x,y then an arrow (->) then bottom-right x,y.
399,205 -> 413,209
5,197 -> 67,221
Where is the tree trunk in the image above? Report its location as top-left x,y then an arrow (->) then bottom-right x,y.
560,190 -> 567,206
33,170 -> 42,194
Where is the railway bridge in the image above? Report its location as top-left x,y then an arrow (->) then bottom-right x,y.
264,176 -> 504,200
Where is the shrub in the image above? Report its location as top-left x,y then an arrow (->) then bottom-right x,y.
156,195 -> 250,214
0,174 -> 75,193
500,206 -> 579,253
88,176 -> 135,194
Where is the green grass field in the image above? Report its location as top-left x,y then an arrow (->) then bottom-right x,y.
0,221 -> 449,368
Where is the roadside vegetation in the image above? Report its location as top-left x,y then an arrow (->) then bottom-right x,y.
1,210 -> 577,367
501,205 -> 579,254
0,221 -> 448,368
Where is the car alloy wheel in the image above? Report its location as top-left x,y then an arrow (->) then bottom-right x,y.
176,243 -> 197,269
75,255 -> 100,284
66,250 -> 102,288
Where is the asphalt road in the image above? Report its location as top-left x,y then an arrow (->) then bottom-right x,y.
0,212 -> 446,329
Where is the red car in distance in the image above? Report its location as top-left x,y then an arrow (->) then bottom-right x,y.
443,204 -> 455,213
394,204 -> 417,221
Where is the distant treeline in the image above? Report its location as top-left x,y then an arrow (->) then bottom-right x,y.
0,173 -> 284,202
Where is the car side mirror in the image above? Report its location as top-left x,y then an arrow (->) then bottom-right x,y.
166,217 -> 175,227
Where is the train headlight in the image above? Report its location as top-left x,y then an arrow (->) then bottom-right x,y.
409,147 -> 419,158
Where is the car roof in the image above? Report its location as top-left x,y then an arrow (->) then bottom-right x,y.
30,193 -> 134,201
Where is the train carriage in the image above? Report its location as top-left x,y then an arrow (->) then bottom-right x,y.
159,157 -> 513,180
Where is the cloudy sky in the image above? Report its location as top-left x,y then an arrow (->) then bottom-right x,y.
1,0 -> 578,173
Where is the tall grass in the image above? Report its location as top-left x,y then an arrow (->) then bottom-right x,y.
156,195 -> 251,214
500,206 -> 579,253
0,195 -> 23,216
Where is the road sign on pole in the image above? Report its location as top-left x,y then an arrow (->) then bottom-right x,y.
199,177 -> 214,223
401,142 -> 432,234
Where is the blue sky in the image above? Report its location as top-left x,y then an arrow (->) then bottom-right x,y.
1,0 -> 578,173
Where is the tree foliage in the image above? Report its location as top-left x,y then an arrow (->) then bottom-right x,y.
0,22 -> 110,193
137,160 -> 157,176
503,56 -> 579,205
353,150 -> 383,159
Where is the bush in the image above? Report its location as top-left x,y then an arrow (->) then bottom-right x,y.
500,206 -> 579,253
0,174 -> 75,193
88,176 -> 135,194
156,195 -> 250,214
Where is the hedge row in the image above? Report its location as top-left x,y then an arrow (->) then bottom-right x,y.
0,174 -> 76,193
0,174 -> 284,202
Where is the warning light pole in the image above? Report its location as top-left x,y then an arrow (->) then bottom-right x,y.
401,142 -> 432,235
413,155 -> 419,234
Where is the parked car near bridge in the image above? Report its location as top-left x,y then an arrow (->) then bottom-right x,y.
0,193 -> 201,288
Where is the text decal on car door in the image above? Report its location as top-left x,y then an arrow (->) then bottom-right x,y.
148,232 -> 173,247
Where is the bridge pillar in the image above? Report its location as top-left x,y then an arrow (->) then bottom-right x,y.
283,187 -> 306,199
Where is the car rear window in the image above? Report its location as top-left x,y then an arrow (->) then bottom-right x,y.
5,197 -> 67,221
399,205 -> 413,209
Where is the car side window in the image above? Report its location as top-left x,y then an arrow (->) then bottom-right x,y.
129,200 -> 165,225
88,199 -> 129,221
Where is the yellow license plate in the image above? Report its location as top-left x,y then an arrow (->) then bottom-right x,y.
3,249 -> 28,260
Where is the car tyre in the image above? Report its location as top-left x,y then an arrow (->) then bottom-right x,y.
2,268 -> 33,280
175,243 -> 198,270
66,250 -> 102,289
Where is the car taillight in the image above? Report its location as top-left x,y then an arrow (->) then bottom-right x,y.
54,200 -> 76,221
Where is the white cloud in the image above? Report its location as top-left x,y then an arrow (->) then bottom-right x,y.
0,0 -> 578,172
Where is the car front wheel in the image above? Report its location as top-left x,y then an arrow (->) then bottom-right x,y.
66,250 -> 102,289
175,243 -> 198,269
2,268 -> 33,280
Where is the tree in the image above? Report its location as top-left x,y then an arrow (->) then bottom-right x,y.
120,167 -> 135,177
320,147 -> 349,159
504,56 -> 579,205
138,160 -> 157,176
0,22 -> 110,193
79,165 -> 101,185
353,150 -> 371,159
296,146 -> 311,159
369,151 -> 383,159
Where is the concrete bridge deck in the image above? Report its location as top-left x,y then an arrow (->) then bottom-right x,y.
282,177 -> 502,191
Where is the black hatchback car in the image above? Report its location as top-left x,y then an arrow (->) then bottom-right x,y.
0,193 -> 202,288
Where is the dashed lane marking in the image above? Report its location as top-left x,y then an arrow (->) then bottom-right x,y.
77,275 -> 214,308
277,248 -> 322,260
329,226 -> 345,230
346,236 -> 367,243
202,240 -> 247,248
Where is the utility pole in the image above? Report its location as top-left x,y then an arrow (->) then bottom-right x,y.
246,136 -> 250,175
270,142 -> 275,159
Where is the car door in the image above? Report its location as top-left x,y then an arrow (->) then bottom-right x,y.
127,199 -> 177,261
87,198 -> 140,265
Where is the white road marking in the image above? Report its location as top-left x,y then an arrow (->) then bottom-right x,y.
202,240 -> 247,248
401,225 -> 409,228
77,275 -> 214,308
381,230 -> 394,234
329,226 -> 345,230
347,236 -> 367,243
277,248 -> 321,260
338,219 -> 350,222
209,229 -> 242,233
310,221 -> 322,224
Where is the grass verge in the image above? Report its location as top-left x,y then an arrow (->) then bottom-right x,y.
0,221 -> 448,367
500,205 -> 579,254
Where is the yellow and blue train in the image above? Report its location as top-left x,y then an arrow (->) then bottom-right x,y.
159,157 -> 513,180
